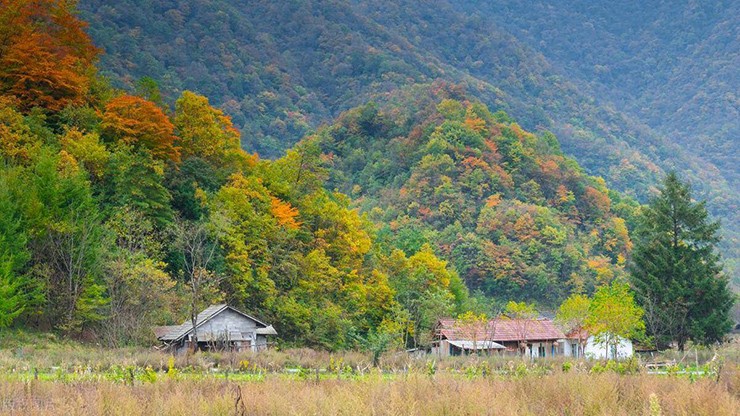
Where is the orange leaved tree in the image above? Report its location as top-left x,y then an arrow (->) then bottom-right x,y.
101,95 -> 180,163
0,0 -> 100,112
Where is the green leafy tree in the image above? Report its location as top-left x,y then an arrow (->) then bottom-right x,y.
361,317 -> 404,366
101,208 -> 177,346
0,166 -> 32,327
630,172 -> 734,350
0,260 -> 24,327
106,148 -> 174,228
386,245 -> 464,348
26,150 -> 108,332
555,294 -> 591,357
586,281 -> 644,359
135,77 -> 165,108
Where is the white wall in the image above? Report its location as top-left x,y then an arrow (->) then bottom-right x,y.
583,335 -> 633,360
527,341 -> 558,358
563,340 -> 581,358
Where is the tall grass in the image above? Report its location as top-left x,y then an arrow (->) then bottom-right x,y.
1,331 -> 738,415
1,371 -> 737,415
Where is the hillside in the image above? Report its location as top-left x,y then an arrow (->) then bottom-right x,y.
312,85 -> 637,306
0,0 -> 649,348
470,0 -> 739,275
78,0 -> 738,280
1,0 -> 736,352
472,0 -> 738,187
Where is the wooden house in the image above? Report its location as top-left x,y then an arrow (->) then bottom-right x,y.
432,317 -> 566,357
154,304 -> 277,354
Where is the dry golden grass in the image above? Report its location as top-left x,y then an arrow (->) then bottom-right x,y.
1,332 -> 738,415
1,371 -> 738,416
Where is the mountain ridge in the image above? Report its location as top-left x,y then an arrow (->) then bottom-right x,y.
78,0 -> 738,281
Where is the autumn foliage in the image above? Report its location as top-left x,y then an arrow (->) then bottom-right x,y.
316,86 -> 640,305
0,0 -> 656,352
174,91 -> 254,171
0,0 -> 99,112
101,95 -> 180,162
270,197 -> 301,230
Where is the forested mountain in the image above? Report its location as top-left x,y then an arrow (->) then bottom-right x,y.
78,0 -> 738,282
0,0 -> 648,348
1,0 -> 734,348
314,84 -> 638,305
2,0 -> 485,348
473,0 -> 738,187
469,0 -> 739,278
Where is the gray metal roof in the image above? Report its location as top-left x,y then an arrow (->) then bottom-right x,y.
255,325 -> 277,335
154,325 -> 180,339
448,340 -> 506,350
157,304 -> 274,342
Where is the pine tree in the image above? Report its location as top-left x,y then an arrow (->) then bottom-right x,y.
630,172 -> 734,350
0,259 -> 25,328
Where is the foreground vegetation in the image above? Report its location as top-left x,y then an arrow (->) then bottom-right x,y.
2,372 -> 738,416
1,333 -> 738,415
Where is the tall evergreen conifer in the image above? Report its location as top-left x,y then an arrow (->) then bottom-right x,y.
630,172 -> 734,350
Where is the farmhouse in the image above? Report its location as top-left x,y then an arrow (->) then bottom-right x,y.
432,317 -> 566,358
155,304 -> 277,354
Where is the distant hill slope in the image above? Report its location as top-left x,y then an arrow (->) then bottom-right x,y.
471,0 -> 739,188
78,0 -> 737,282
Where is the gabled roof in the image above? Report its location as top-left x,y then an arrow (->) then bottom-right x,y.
436,317 -> 565,342
157,304 -> 273,342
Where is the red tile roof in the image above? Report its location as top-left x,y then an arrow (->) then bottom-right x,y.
436,317 -> 565,342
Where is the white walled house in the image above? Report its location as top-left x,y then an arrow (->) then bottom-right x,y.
563,329 -> 633,360
583,335 -> 633,359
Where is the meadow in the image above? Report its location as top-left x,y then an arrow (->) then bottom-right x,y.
1,332 -> 738,415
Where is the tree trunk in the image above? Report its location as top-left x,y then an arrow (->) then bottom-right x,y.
190,313 -> 198,353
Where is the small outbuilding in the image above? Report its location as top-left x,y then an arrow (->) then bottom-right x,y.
155,304 -> 277,354
564,329 -> 634,360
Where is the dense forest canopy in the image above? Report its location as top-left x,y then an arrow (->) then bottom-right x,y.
77,0 -> 738,284
0,1 -> 734,350
313,84 -> 638,305
470,0 -> 738,187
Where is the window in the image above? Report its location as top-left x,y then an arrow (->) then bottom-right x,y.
538,345 -> 546,357
571,343 -> 579,358
450,344 -> 462,356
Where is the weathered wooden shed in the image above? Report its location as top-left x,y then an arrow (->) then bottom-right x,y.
155,304 -> 277,354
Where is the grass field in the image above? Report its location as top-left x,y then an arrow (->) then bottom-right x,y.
1,332 -> 738,415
